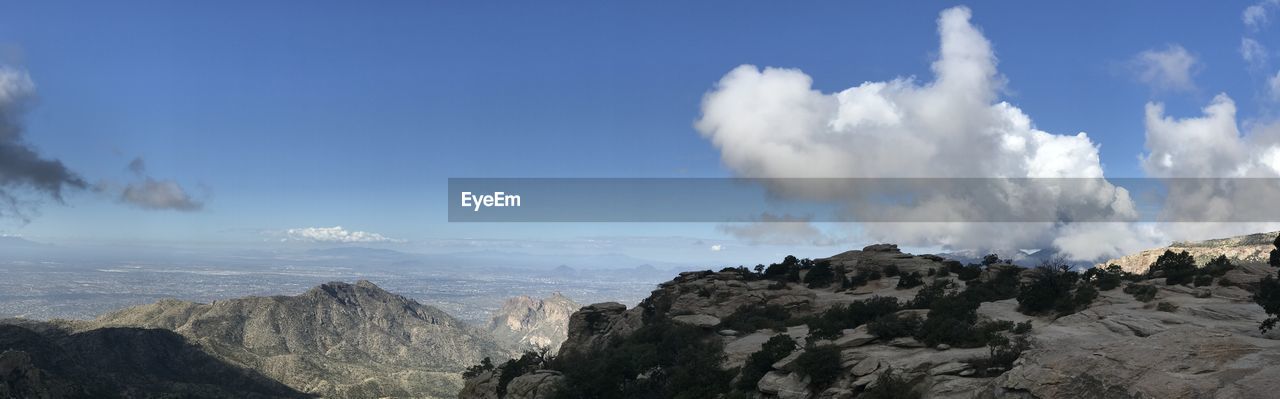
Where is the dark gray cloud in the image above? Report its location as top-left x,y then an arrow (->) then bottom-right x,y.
113,156 -> 204,212
0,67 -> 86,221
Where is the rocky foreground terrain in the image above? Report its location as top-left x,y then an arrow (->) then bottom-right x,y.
462,242 -> 1280,399
487,293 -> 580,353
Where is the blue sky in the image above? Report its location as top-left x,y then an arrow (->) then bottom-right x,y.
1,1 -> 1278,264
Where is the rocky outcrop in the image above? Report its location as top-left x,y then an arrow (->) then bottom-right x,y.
487,293 -> 580,352
464,240 -> 1280,399
1098,231 -> 1278,274
85,280 -> 518,399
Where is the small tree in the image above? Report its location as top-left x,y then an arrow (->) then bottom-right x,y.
1151,250 -> 1196,285
896,271 -> 924,289
982,254 -> 1001,266
1271,235 -> 1280,267
794,345 -> 842,391
1255,274 -> 1280,332
804,261 -> 836,288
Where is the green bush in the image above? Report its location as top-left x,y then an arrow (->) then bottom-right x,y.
1016,262 -> 1083,315
969,336 -> 1029,377
1193,275 -> 1213,287
1069,284 -> 1098,312
896,272 -> 924,289
463,357 -> 494,378
936,266 -> 952,277
794,345 -> 842,391
956,264 -> 983,281
1083,264 -> 1124,291
867,312 -> 922,339
1151,250 -> 1196,285
883,264 -> 901,277
907,280 -> 951,309
720,303 -> 791,333
1271,235 -> 1280,267
1202,255 -> 1235,277
1255,274 -> 1280,332
497,350 -> 551,397
1012,320 -> 1032,334
736,335 -> 796,391
965,266 -> 1022,302
548,319 -> 733,399
804,261 -> 836,288
1124,283 -> 1158,302
808,296 -> 901,339
982,254 -> 1001,266
859,368 -> 919,399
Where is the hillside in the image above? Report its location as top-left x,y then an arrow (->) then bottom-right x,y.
85,280 -> 518,398
1097,231 -> 1278,274
0,322 -> 310,398
462,243 -> 1280,399
487,293 -> 580,352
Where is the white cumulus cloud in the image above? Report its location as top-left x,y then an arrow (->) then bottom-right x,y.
694,6 -> 1146,261
284,226 -> 403,243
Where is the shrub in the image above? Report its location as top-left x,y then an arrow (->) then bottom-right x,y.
804,261 -> 836,288
867,312 -> 922,339
956,264 -> 983,281
847,272 -> 868,288
548,319 -> 733,399
927,268 -> 936,277
764,263 -> 789,280
897,272 -> 924,289
914,291 -> 982,347
966,266 -> 1021,302
1271,235 -> 1280,268
1156,301 -> 1178,312
969,336 -> 1029,377
1203,255 -> 1235,277
883,264 -> 901,277
463,357 -> 494,378
1016,261 -> 1082,315
1083,264 -> 1124,291
859,368 -> 920,399
736,335 -> 796,391
936,265 -> 952,277
1193,275 -> 1213,287
1124,284 -> 1158,302
1069,284 -> 1098,313
1151,250 -> 1196,285
1012,320 -> 1032,334
866,269 -> 883,280
808,296 -> 900,339
720,303 -> 791,333
907,280 -> 951,309
497,350 -> 551,396
1255,274 -> 1280,332
982,254 -> 1001,266
794,345 -> 842,390
943,260 -> 964,274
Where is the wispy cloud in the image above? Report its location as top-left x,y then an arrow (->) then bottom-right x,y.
282,226 -> 404,243
717,214 -> 843,246
1131,45 -> 1199,92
